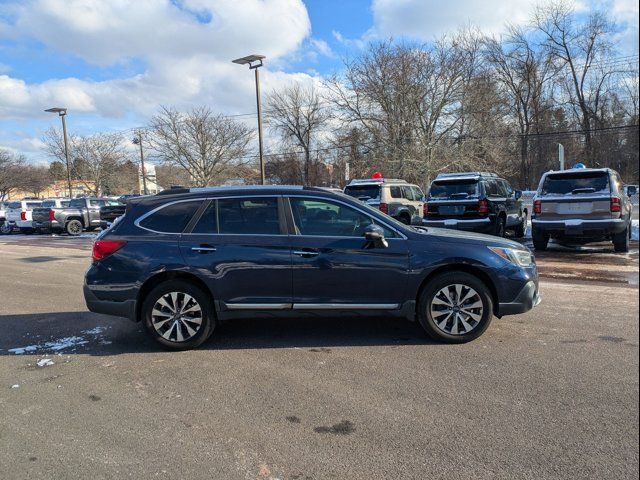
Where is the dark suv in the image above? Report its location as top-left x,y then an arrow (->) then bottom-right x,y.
84,186 -> 540,349
423,173 -> 527,237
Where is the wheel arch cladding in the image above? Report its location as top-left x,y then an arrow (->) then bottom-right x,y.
136,271 -> 212,322
416,265 -> 499,316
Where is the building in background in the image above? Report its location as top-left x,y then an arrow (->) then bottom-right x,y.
7,180 -> 96,200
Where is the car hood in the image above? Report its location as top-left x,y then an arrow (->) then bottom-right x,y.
417,226 -> 526,250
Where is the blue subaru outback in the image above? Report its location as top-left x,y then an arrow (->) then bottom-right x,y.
84,186 -> 540,350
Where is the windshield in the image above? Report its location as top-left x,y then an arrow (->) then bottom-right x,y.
7,202 -> 21,209
344,184 -> 381,201
542,172 -> 610,195
429,180 -> 479,199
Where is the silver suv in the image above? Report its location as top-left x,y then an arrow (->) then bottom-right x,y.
343,177 -> 425,224
531,168 -> 635,252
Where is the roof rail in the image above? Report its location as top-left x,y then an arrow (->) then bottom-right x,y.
156,186 -> 190,195
347,178 -> 408,185
435,172 -> 498,179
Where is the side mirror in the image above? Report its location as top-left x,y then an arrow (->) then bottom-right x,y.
514,190 -> 522,200
627,186 -> 637,196
410,214 -> 423,226
364,224 -> 388,248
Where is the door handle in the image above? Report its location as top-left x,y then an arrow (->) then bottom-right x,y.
293,250 -> 319,257
191,245 -> 217,253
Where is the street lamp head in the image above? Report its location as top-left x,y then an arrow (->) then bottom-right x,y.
45,107 -> 67,115
232,54 -> 265,68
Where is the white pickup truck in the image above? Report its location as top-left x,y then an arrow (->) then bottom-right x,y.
3,199 -> 43,234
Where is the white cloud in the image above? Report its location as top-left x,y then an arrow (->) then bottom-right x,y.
0,0 -> 314,122
370,0 -> 532,40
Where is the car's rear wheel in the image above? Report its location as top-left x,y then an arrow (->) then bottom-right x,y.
613,226 -> 630,253
398,213 -> 411,225
532,227 -> 549,251
417,272 -> 493,343
141,280 -> 215,350
0,222 -> 10,235
65,219 -> 83,236
514,212 -> 527,238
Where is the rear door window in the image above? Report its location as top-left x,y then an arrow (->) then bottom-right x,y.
542,172 -> 610,196
26,202 -> 42,209
389,186 -> 403,199
70,199 -> 86,208
217,197 -> 280,235
139,201 -> 202,234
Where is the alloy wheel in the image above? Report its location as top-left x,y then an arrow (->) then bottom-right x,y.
151,291 -> 203,342
430,284 -> 484,335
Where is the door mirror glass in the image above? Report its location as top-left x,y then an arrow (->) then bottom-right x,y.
363,224 -> 388,248
627,186 -> 637,196
514,190 -> 522,200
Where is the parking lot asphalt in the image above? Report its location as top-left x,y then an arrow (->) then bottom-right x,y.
0,236 -> 638,480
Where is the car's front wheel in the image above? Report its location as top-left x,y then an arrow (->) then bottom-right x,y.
141,280 -> 215,350
417,272 -> 493,343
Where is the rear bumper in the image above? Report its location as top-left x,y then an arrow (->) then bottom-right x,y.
497,280 -> 541,316
532,218 -> 627,236
84,284 -> 137,321
423,217 -> 493,232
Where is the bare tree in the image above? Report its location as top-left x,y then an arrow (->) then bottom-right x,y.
43,128 -> 128,195
0,149 -> 26,200
148,106 -> 254,187
19,165 -> 51,197
265,83 -> 329,185
534,1 -> 617,160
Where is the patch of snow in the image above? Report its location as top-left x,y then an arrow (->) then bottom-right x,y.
36,358 -> 55,367
11,384 -> 20,389
9,336 -> 89,355
82,326 -> 108,335
632,220 -> 639,241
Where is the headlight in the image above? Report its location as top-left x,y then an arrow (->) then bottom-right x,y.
488,247 -> 534,267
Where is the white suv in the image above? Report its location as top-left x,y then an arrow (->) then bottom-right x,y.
344,176 -> 425,224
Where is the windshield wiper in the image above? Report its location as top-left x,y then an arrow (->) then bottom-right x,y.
571,187 -> 596,194
449,193 -> 470,199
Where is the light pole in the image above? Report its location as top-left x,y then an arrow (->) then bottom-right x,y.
45,107 -> 73,198
232,54 -> 266,185
132,131 -> 148,195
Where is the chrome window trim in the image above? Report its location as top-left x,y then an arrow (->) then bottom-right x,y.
134,198 -> 208,235
286,194 -> 408,240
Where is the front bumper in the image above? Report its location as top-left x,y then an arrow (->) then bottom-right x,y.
423,217 -> 493,233
532,218 -> 627,236
84,284 -> 137,321
497,280 -> 541,316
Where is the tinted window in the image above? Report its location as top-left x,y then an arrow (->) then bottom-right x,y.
290,198 -> 397,238
429,180 -> 479,199
502,181 -> 514,197
496,180 -> 509,197
484,180 -> 500,197
70,199 -> 86,208
61,200 -> 71,207
218,197 -> 280,235
42,200 -> 56,208
192,201 -> 217,234
25,202 -> 42,209
542,172 -> 610,195
139,201 -> 201,233
343,185 -> 381,201
411,186 -> 424,201
7,202 -> 21,209
389,186 -> 403,198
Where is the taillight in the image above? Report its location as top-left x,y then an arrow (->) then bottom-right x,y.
20,211 -> 27,221
478,199 -> 489,215
610,197 -> 621,213
379,203 -> 389,214
423,203 -> 429,216
533,200 -> 542,215
92,240 -> 126,262
48,210 -> 55,221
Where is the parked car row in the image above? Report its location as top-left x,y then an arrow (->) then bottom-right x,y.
343,167 -> 635,252
0,197 -> 122,235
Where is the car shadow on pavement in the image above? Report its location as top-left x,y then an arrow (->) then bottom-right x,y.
0,311 -> 435,357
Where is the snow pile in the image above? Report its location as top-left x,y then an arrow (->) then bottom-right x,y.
632,220 -> 639,241
36,358 -> 55,367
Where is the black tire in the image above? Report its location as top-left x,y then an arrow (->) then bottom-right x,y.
613,226 -> 630,253
141,280 -> 215,350
532,227 -> 549,251
417,271 -> 493,343
0,222 -> 11,235
65,219 -> 83,236
398,213 -> 411,225
513,212 -> 527,238
494,216 -> 506,237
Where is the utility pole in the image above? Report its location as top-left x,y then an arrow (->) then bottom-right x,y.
45,107 -> 73,198
558,143 -> 565,170
132,131 -> 148,195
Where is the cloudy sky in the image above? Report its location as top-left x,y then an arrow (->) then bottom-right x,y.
0,0 -> 638,163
